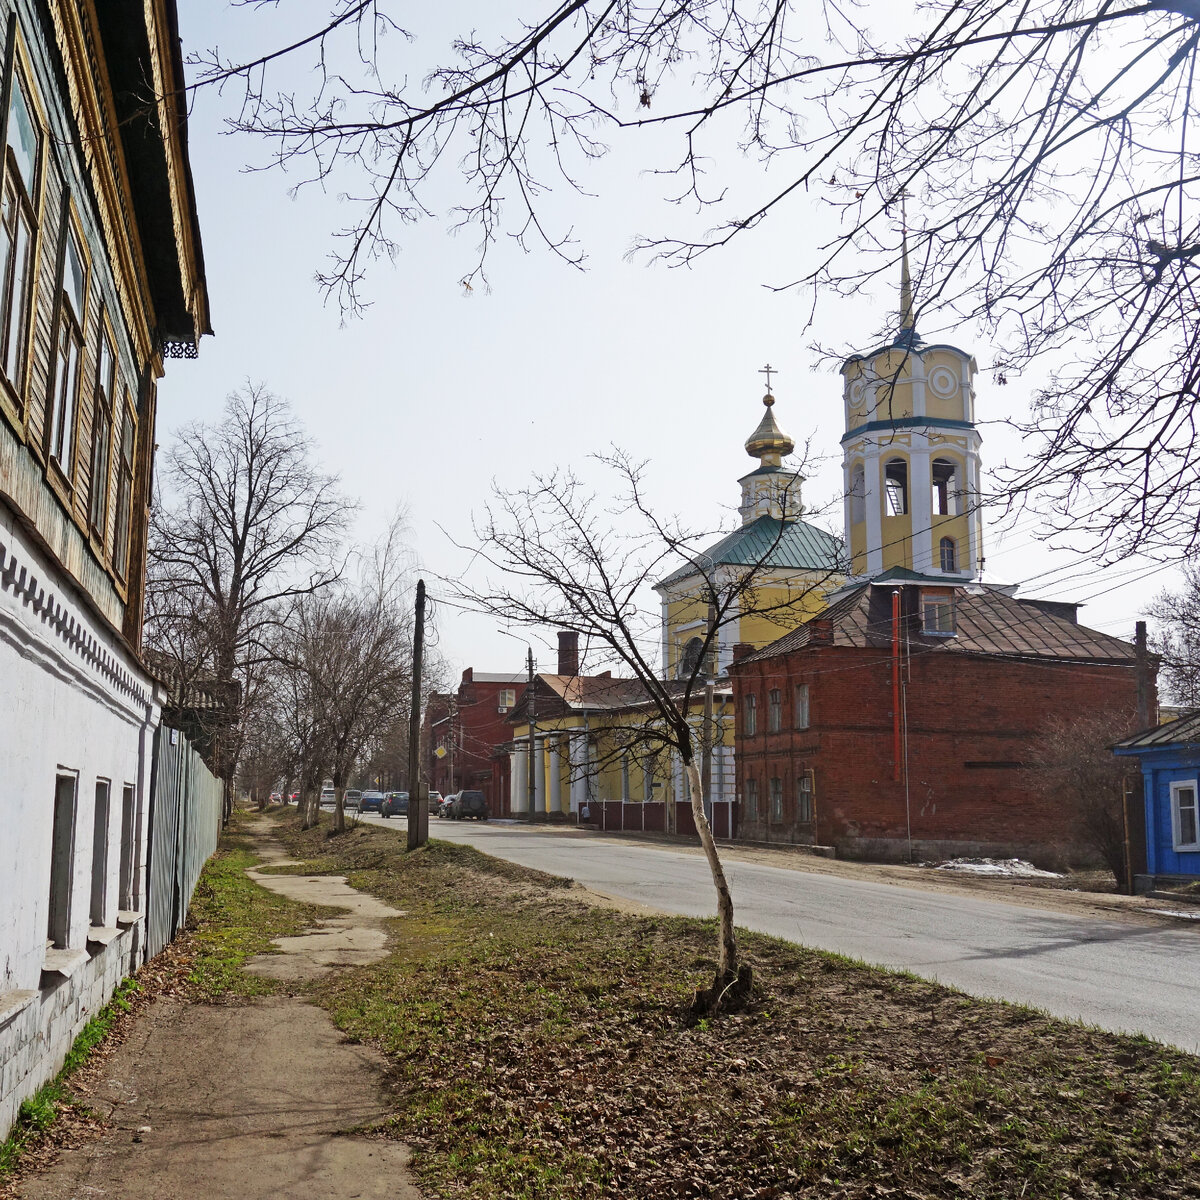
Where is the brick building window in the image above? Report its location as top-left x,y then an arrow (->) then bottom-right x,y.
1172,780 -> 1199,851
497,688 -> 515,710
769,777 -> 783,822
767,689 -> 781,732
797,773 -> 813,823
922,590 -> 955,635
795,683 -> 810,730
744,693 -> 757,736
745,778 -> 758,821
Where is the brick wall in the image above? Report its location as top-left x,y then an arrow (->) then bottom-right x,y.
732,645 -> 1150,865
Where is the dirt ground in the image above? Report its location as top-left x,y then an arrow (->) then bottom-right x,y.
12,821 -> 422,1200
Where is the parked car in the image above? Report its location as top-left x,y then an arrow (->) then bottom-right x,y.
382,792 -> 409,817
344,789 -> 363,811
269,792 -> 283,804
359,790 -> 386,813
427,790 -> 444,811
320,788 -> 335,808
453,791 -> 489,821
436,795 -> 454,818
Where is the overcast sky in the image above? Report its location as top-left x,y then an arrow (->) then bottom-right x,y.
164,3 -> 1179,681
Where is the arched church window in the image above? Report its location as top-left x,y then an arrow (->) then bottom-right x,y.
940,537 -> 957,572
849,463 -> 866,525
932,458 -> 960,516
679,635 -> 706,680
884,459 -> 908,516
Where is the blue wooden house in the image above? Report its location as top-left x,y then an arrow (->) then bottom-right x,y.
1114,712 -> 1200,889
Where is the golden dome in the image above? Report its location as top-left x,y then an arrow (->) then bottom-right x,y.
745,392 -> 795,467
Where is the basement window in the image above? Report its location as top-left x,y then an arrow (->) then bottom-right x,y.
922,589 -> 956,636
48,774 -> 78,949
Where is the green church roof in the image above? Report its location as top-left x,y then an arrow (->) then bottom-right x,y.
657,515 -> 845,589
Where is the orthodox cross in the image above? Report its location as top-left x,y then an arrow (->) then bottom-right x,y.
759,363 -> 777,393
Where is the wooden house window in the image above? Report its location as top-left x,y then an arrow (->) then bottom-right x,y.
48,224 -> 87,474
0,68 -> 38,404
1171,780 -> 1200,851
112,394 -> 136,579
767,688 -> 782,732
922,589 -> 956,635
743,693 -> 757,736
89,328 -> 115,538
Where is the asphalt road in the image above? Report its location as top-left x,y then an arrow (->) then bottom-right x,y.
359,812 -> 1200,1053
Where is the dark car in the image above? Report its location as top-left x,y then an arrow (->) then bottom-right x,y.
359,790 -> 385,813
453,791 -> 489,821
381,791 -> 409,818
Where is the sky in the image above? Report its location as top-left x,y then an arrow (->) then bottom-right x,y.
164,3 -> 1182,683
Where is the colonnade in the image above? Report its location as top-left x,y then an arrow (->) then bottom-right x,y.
508,730 -> 593,815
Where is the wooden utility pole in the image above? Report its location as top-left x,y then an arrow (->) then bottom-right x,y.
526,648 -> 537,820
407,580 -> 427,850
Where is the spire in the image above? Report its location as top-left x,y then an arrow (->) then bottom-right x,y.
899,190 -> 915,336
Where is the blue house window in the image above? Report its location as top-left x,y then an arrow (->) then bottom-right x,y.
1171,780 -> 1200,851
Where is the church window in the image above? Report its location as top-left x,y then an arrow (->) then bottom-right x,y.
795,683 -> 810,730
884,459 -> 908,516
932,458 -> 960,516
679,635 -> 705,680
769,777 -> 783,822
767,689 -> 782,732
797,773 -> 814,823
744,693 -> 757,736
922,589 -> 956,635
940,537 -> 958,572
849,463 -> 865,525
745,778 -> 758,821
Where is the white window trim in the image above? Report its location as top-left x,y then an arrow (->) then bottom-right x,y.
1170,779 -> 1200,852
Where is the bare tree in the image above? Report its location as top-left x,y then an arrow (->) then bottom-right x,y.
146,383 -> 351,813
193,3 -> 1200,555
1028,710 -> 1141,890
1150,565 -> 1200,707
456,449 -> 841,1014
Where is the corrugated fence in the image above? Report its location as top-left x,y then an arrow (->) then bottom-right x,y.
145,725 -> 224,960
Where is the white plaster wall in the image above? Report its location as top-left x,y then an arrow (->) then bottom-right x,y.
0,510 -> 158,1138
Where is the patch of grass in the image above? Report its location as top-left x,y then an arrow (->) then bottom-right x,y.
253,818 -> 1200,1198
185,838 -> 333,1000
0,979 -> 140,1180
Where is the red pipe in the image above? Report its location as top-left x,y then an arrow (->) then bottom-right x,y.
892,589 -> 901,782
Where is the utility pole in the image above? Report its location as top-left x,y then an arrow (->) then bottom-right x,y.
407,580 -> 427,850
526,648 -> 537,821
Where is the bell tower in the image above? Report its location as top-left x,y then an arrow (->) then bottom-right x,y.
840,222 -> 983,580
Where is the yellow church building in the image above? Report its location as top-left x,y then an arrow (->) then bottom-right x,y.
506,390 -> 843,817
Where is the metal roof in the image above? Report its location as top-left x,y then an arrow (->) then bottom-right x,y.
1114,710 -> 1200,751
740,581 -> 1140,666
657,516 -> 845,588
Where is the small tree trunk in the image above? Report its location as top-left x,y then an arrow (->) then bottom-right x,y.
333,785 -> 346,834
684,760 -> 751,1016
300,785 -> 317,830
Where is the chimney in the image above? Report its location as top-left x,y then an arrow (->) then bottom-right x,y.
731,642 -> 755,665
557,630 -> 579,677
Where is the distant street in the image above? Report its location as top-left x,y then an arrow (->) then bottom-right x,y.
361,812 -> 1200,1053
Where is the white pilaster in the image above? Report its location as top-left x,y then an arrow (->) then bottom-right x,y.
533,736 -> 546,813
865,448 -> 884,576
568,734 -> 586,813
511,746 -> 528,813
547,735 -> 562,814
909,433 -> 934,574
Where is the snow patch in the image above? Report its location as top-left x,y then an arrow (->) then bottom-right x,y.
1150,908 -> 1200,921
927,857 -> 1064,879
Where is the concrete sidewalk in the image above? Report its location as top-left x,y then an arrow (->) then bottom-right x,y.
16,821 -> 421,1200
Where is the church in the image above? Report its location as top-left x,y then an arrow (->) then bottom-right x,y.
729,249 -> 1154,862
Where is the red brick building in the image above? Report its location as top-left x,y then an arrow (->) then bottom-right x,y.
731,574 -> 1155,864
425,669 -> 525,812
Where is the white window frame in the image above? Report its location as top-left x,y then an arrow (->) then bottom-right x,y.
1171,779 -> 1200,852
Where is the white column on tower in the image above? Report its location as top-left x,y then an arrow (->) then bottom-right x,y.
511,746 -> 528,813
533,737 -> 546,813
